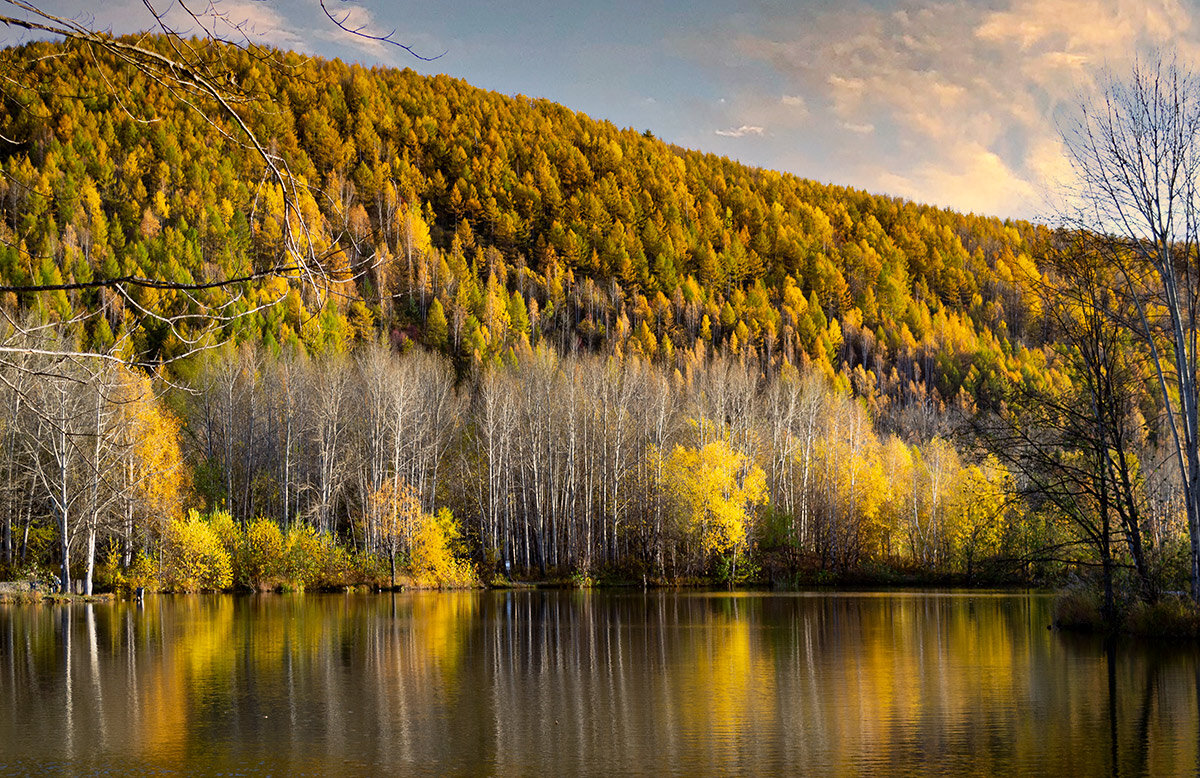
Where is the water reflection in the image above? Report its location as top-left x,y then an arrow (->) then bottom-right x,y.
0,591 -> 1197,775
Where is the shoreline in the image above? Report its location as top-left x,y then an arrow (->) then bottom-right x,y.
0,577 -> 1049,603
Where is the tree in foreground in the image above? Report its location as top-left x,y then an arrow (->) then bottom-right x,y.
1062,53 -> 1200,601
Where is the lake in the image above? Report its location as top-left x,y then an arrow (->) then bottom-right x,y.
1,590 -> 1197,775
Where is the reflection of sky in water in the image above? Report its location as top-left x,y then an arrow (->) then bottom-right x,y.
0,591 -> 1197,775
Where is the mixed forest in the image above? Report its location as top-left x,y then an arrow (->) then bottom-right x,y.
0,37 -> 1191,624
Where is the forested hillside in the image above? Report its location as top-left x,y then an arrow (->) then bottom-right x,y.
2,37 -> 1183,600
0,37 -> 1050,419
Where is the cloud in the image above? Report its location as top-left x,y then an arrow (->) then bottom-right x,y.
875,140 -> 1038,215
310,3 -> 444,62
313,4 -> 389,57
703,95 -> 809,146
43,0 -> 305,49
716,124 -> 765,138
702,0 -> 1200,218
208,1 -> 303,49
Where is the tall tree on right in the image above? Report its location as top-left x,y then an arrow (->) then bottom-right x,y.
1063,53 -> 1200,601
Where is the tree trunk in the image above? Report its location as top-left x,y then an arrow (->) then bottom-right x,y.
84,524 -> 97,597
58,424 -> 70,595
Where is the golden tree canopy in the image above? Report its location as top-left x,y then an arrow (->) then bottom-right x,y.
665,438 -> 767,559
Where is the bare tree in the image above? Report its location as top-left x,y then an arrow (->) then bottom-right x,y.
26,354 -> 89,592
19,340 -> 129,594
305,352 -> 350,535
1063,53 -> 1200,600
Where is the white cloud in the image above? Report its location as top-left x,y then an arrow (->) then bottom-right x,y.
715,0 -> 1200,218
209,1 -> 303,49
876,141 -> 1038,215
309,2 -> 441,62
21,0 -> 308,50
312,3 -> 402,59
716,124 -> 766,138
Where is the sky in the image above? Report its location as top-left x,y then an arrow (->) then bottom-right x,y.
10,0 -> 1200,221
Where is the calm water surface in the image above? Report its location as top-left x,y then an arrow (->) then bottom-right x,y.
1,590 -> 1198,776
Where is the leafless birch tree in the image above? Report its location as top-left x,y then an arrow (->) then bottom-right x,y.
1063,54 -> 1200,600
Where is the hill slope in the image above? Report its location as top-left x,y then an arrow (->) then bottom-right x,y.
0,38 -> 1050,420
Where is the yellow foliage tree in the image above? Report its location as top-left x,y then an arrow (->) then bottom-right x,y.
114,371 -> 189,565
371,480 -> 422,588
665,438 -> 767,579
812,397 -> 887,567
947,458 -> 1010,580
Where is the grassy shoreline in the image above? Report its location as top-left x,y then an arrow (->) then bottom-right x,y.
0,570 -> 1048,601
1051,588 -> 1200,639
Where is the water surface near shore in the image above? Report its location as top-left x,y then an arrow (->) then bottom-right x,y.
1,590 -> 1196,775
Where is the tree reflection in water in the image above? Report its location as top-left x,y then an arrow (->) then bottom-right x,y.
0,591 -> 1197,775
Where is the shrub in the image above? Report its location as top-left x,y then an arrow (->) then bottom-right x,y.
1125,596 -> 1200,639
159,510 -> 233,592
568,570 -> 594,588
282,524 -> 321,590
320,540 -> 361,588
350,549 -> 387,587
208,509 -> 239,559
126,551 -> 159,592
240,517 -> 285,589
13,562 -> 58,592
282,524 -> 356,589
95,544 -> 125,592
1051,587 -> 1103,631
410,507 -> 476,587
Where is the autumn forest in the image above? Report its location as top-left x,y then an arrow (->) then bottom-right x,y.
0,36 -> 1193,627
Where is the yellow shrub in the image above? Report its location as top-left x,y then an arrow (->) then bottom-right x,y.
284,524 -> 324,589
126,551 -> 159,592
95,544 -> 125,592
241,518 -> 285,589
159,511 -> 233,592
208,509 -> 239,558
410,508 -> 476,587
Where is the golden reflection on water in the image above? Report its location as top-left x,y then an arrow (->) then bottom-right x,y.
1,591 -> 1198,776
